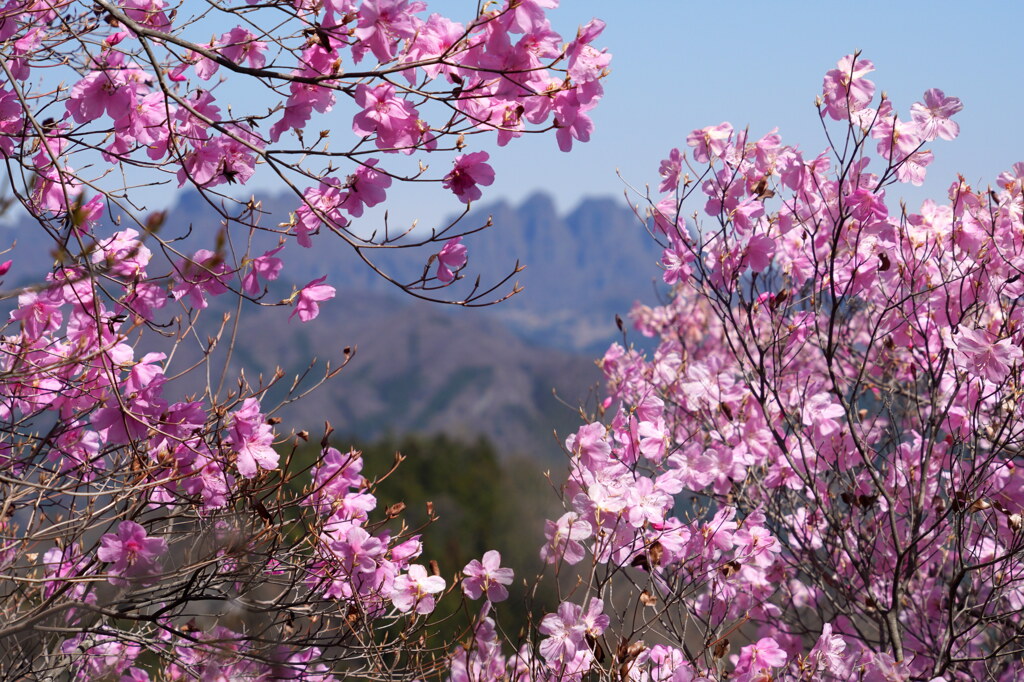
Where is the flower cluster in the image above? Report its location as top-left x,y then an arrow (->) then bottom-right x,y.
0,0 -> 611,675
521,54 -> 1021,681
303,446 -> 443,617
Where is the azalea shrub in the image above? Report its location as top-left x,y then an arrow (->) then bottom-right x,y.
1,0 -> 1022,678
0,0 -> 611,678
532,53 -> 1023,681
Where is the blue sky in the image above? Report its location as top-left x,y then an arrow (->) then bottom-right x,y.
15,2 -> 1015,236
390,0 -> 1024,226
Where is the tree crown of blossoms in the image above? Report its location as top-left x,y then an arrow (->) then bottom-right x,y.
2,3 -> 1021,677
528,52 -> 1021,682
0,0 -> 611,677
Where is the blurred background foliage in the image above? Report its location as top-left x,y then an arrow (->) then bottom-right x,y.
290,433 -> 565,644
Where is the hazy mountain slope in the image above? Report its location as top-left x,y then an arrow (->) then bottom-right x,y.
1,191 -> 662,459
178,289 -> 602,462
453,192 -> 664,351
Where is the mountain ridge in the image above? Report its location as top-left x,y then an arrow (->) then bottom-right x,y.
1,191 -> 665,459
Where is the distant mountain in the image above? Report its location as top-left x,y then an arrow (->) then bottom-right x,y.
1,190 -> 665,352
443,192 -> 666,352
119,189 -> 665,352
212,290 -> 603,462
0,191 -> 664,459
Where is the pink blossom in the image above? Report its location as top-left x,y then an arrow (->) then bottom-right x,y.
390,536 -> 422,567
97,520 -> 167,585
911,88 -> 963,141
802,392 -> 846,438
733,524 -> 781,567
391,563 -> 445,614
176,135 -> 258,188
121,0 -> 171,31
540,512 -> 591,565
567,422 -> 612,470
858,650 -> 913,682
242,245 -> 284,295
730,198 -> 763,235
218,27 -> 267,70
42,543 -> 92,600
106,90 -> 169,159
122,281 -> 167,321
581,597 -> 609,636
400,13 -> 464,82
0,88 -> 22,157
171,249 -> 231,309
462,550 -> 514,602
291,276 -> 336,322
687,122 -> 733,164
744,234 -> 776,272
443,152 -> 495,203
188,46 -> 219,81
352,83 -> 422,152
552,84 -> 598,152
226,398 -> 279,478
72,194 -> 105,235
626,476 -> 671,527
538,597 -> 608,665
32,164 -> 80,212
267,45 -> 339,142
91,229 -> 152,279
499,0 -> 558,34
339,160 -> 392,217
846,187 -> 888,223
896,149 -> 934,186
807,622 -> 847,674
695,446 -> 748,495
997,162 -> 1024,191
163,90 -> 219,151
652,197 -> 685,239
434,237 -> 468,283
953,327 -> 1023,383
696,506 -> 738,554
658,148 -> 683,193
295,180 -> 345,247
184,446 -> 233,510
10,290 -> 63,339
352,0 -> 425,63
873,116 -> 923,162
734,637 -> 787,675
269,97 -> 317,143
62,633 -> 142,680
50,423 -> 104,479
327,525 -> 385,575
822,53 -> 876,121
66,53 -> 150,124
6,27 -> 41,80
538,601 -> 585,662
567,19 -> 610,84
637,418 -> 668,462
121,667 -> 151,682
307,447 -> 365,514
